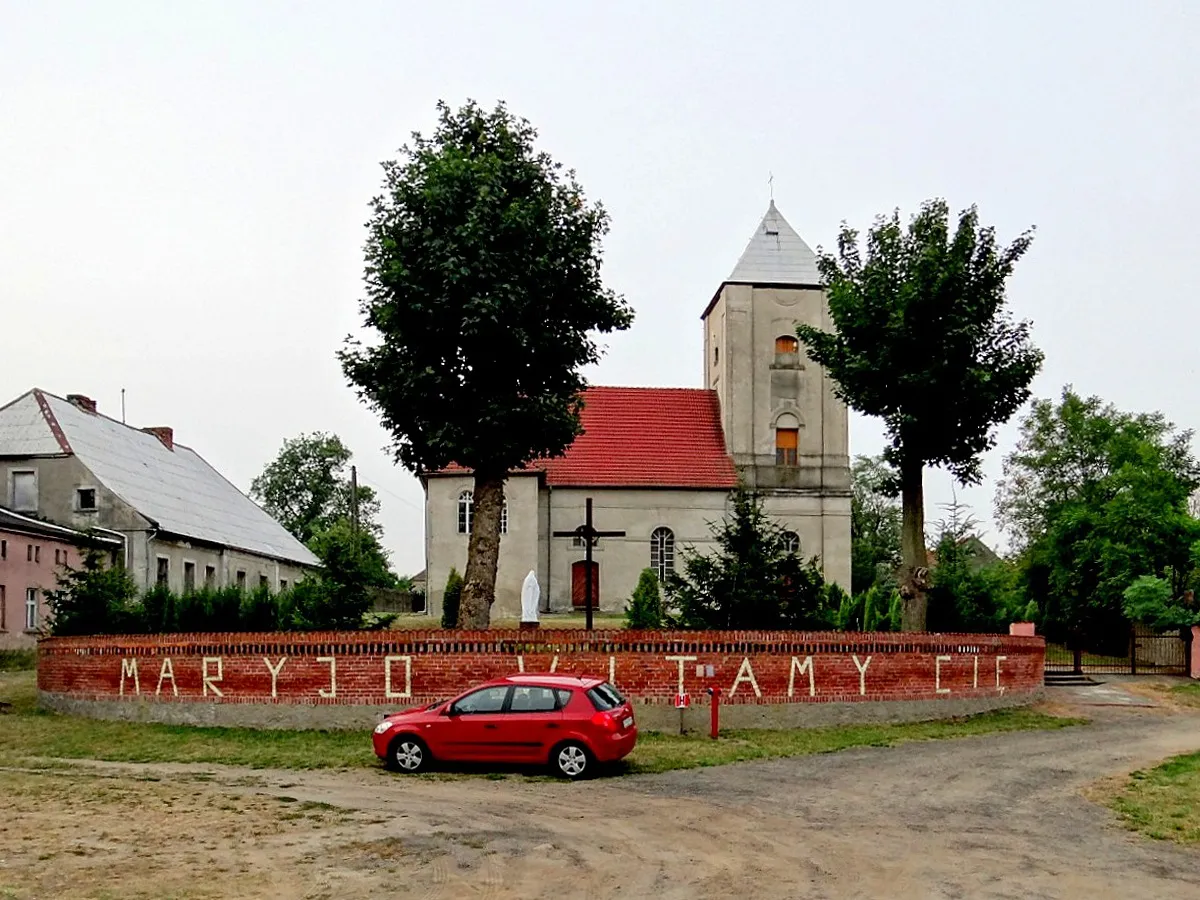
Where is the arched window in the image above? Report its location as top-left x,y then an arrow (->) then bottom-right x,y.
782,530 -> 800,553
774,334 -> 800,367
457,491 -> 509,535
775,427 -> 799,466
650,527 -> 675,582
457,491 -> 472,534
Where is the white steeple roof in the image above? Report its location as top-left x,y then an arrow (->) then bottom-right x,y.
725,200 -> 821,287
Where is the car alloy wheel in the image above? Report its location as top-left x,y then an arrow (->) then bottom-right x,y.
391,737 -> 428,773
554,742 -> 590,779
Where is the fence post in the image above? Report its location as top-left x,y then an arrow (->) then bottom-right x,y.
1129,624 -> 1137,676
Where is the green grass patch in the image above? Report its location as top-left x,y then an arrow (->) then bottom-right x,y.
622,707 -> 1080,775
0,671 -> 1082,776
0,649 -> 36,671
1170,683 -> 1200,708
1108,751 -> 1200,843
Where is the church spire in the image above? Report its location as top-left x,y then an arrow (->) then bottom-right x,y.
725,201 -> 821,287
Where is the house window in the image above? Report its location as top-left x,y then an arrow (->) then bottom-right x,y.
783,531 -> 800,553
54,548 -> 61,565
236,570 -> 247,590
76,488 -> 98,511
11,471 -> 37,511
0,585 -> 6,630
280,579 -> 288,591
457,491 -> 508,534
25,588 -> 38,630
204,565 -> 216,588
156,556 -> 169,587
183,561 -> 196,593
259,574 -> 270,589
650,527 -> 675,582
1,540 -> 6,560
776,428 -> 799,467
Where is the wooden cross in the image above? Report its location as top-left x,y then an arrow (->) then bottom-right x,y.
552,497 -> 626,630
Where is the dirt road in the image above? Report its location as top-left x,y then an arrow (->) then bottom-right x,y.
3,688 -> 1199,899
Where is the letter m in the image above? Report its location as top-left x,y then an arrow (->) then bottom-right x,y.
120,658 -> 140,696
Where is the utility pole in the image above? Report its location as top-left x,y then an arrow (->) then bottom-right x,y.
350,465 -> 361,559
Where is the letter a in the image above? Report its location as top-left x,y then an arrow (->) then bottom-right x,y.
156,657 -> 178,697
729,657 -> 762,698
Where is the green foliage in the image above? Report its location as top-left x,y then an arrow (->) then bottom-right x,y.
665,487 -> 832,630
44,550 -> 140,636
250,432 -> 382,544
833,583 -> 903,632
1123,576 -> 1200,631
850,454 -> 902,595
339,100 -> 633,625
307,519 -> 397,590
998,388 -> 1200,650
795,200 -> 1041,630
0,649 -> 37,671
625,568 -> 664,629
441,568 -> 464,629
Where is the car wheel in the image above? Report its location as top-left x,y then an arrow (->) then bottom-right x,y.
387,735 -> 430,774
551,741 -> 591,780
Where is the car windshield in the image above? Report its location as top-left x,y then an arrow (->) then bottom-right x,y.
586,682 -> 626,711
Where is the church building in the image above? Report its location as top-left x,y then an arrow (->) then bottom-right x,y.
422,202 -> 851,619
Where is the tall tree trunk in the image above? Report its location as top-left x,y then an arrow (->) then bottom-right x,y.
459,472 -> 505,629
898,457 -> 929,631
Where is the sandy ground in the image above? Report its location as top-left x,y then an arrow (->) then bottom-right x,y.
2,683 -> 1199,899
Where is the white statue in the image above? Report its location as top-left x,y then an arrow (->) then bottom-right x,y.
520,570 -> 540,623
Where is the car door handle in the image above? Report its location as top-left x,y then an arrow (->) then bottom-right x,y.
546,723 -> 559,729
484,724 -> 499,729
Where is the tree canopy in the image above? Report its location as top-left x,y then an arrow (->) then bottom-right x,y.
250,433 -> 380,544
997,387 -> 1200,650
795,200 -> 1042,631
340,100 -> 632,628
665,487 -> 830,630
850,454 -> 902,596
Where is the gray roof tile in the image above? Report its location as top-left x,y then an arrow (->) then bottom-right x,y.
726,200 -> 822,287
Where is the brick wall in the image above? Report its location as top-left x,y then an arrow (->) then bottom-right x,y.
38,630 -> 1044,717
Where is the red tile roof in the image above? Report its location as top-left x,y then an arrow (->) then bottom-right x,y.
436,386 -> 738,489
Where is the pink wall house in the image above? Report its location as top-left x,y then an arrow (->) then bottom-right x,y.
0,507 -> 121,649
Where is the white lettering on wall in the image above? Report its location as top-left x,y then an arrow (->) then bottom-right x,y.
852,654 -> 872,696
516,655 -> 525,673
788,656 -> 815,698
119,658 -> 140,696
156,657 -> 177,697
935,655 -> 952,694
317,656 -> 337,698
264,656 -> 287,699
995,656 -> 1007,695
729,657 -> 762,698
609,655 -> 616,686
973,655 -> 979,689
549,655 -> 559,673
202,657 -> 224,697
664,655 -> 698,695
385,655 -> 412,699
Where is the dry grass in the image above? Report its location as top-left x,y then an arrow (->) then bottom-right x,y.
385,612 -> 628,630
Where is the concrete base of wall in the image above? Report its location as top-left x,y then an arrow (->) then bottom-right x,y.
39,689 -> 1042,733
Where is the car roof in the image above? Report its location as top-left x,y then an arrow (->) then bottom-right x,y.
493,673 -> 605,689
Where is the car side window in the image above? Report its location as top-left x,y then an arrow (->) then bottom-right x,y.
452,686 -> 509,714
509,686 -> 559,713
553,688 -> 574,710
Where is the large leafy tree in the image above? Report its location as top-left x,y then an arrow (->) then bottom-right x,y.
665,487 -> 830,630
796,200 -> 1042,631
996,388 -> 1200,651
850,454 -> 902,595
340,100 -> 633,629
250,433 -> 381,543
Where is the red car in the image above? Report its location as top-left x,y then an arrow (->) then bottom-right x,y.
372,673 -> 638,779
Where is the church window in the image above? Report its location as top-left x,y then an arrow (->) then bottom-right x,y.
776,428 -> 798,467
457,491 -> 508,535
783,531 -> 800,553
650,527 -> 675,582
774,335 -> 800,367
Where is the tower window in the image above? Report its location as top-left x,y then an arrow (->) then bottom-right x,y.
650,527 -> 675,582
774,335 -> 800,367
776,428 -> 799,467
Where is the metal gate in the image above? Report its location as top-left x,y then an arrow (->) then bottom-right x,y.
1044,625 -> 1191,675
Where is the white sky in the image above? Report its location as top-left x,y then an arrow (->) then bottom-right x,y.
3,1 -> 1197,574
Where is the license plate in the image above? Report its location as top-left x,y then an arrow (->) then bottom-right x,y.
623,716 -> 633,729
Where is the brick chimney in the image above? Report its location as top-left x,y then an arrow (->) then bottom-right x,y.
67,394 -> 97,414
143,426 -> 174,451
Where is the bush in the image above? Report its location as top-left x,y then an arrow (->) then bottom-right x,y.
1123,575 -> 1199,631
44,550 -> 140,636
0,649 -> 37,671
442,568 -> 463,628
625,569 -> 663,629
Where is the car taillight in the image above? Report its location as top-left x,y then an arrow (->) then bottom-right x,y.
591,711 -> 621,732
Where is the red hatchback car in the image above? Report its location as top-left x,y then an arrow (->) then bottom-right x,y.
372,673 -> 637,779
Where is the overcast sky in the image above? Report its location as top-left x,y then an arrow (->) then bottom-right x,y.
3,1 -> 1197,575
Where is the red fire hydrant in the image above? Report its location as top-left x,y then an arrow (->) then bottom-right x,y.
706,686 -> 720,739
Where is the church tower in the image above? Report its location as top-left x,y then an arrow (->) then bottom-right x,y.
702,201 -> 851,588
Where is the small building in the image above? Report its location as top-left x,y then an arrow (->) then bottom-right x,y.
423,202 -> 852,618
0,506 -> 122,648
0,389 -> 318,598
